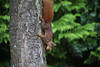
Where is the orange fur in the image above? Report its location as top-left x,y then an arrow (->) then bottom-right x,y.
37,0 -> 56,50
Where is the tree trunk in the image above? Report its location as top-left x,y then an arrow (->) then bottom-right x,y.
10,0 -> 47,67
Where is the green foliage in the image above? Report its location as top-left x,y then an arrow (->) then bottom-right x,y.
53,14 -> 96,41
0,0 -> 100,67
0,0 -> 10,67
47,0 -> 100,67
0,23 -> 9,43
0,0 -> 9,44
0,61 -> 10,67
53,0 -> 97,42
84,46 -> 100,64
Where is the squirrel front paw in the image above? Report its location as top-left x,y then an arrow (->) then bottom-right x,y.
46,41 -> 56,50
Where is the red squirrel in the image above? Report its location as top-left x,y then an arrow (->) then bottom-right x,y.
36,0 -> 56,50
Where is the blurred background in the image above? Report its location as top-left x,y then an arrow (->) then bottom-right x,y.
0,0 -> 100,67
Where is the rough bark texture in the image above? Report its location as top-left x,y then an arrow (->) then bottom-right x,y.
10,0 -> 47,67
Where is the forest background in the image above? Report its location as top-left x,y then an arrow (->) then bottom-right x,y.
0,0 -> 100,67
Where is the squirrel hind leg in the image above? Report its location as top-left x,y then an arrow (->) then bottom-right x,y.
39,16 -> 48,29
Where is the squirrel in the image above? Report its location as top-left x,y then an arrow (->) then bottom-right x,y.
36,0 -> 56,50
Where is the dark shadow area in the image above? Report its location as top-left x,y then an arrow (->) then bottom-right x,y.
0,42 -> 10,67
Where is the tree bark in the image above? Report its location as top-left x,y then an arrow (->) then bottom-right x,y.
10,0 -> 47,67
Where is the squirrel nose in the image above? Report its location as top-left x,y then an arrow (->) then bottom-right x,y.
46,46 -> 51,50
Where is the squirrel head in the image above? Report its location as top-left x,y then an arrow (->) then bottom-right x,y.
46,41 -> 56,50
